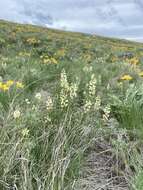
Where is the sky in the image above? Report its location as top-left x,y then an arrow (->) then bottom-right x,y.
0,0 -> 143,42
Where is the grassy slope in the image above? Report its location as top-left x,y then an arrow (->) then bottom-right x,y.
0,20 -> 143,189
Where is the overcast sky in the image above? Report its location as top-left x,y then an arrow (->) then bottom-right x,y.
0,0 -> 143,42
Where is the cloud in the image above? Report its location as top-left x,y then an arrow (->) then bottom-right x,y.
0,0 -> 143,42
0,0 -> 18,19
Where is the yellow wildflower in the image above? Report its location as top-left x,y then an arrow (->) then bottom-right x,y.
139,71 -> 143,77
16,82 -> 24,88
43,58 -> 50,64
42,56 -> 58,64
19,52 -> 31,57
0,82 -> 2,89
51,58 -> 58,64
120,74 -> 133,81
6,80 -> 14,87
129,57 -> 139,65
2,84 -> 9,91
26,37 -> 40,45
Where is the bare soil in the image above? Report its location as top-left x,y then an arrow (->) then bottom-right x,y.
75,139 -> 130,190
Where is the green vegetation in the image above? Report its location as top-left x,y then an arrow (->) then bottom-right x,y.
0,19 -> 143,189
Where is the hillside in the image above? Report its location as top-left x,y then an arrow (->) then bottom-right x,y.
0,20 -> 143,190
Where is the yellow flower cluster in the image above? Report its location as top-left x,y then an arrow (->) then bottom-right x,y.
40,55 -> 58,64
120,71 -> 143,81
16,82 -> 24,88
26,37 -> 40,45
19,52 -> 31,57
126,57 -> 139,66
16,27 -> 23,33
139,71 -> 143,77
120,74 -> 133,81
0,80 -> 24,91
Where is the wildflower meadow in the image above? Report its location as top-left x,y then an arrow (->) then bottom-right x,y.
0,20 -> 143,189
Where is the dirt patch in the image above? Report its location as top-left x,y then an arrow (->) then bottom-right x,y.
75,139 -> 129,190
